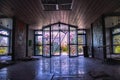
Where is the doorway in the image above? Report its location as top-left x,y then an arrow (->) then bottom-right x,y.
35,22 -> 78,57
42,23 -> 78,57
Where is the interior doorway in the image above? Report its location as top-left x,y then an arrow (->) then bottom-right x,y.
35,22 -> 78,57
34,22 -> 87,57
42,23 -> 78,57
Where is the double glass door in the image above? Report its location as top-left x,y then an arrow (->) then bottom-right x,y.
35,23 -> 78,57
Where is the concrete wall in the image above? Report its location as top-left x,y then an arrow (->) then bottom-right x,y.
92,17 -> 105,59
13,19 -> 27,60
28,29 -> 34,56
105,28 -> 112,55
0,18 -> 13,29
86,28 -> 92,57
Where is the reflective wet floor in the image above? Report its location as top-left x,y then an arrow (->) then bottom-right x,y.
0,56 -> 120,80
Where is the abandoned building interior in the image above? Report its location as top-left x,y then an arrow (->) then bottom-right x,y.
0,0 -> 120,80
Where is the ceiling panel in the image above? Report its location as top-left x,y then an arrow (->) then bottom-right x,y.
0,0 -> 120,29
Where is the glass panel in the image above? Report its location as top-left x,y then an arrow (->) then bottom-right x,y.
44,31 -> 50,44
60,31 -> 69,55
0,36 -> 8,46
70,31 -> 77,44
51,24 -> 59,30
113,35 -> 120,45
70,27 -> 76,30
0,47 -> 8,55
113,46 -> 120,54
35,46 -> 42,55
43,27 -> 51,57
51,31 -> 60,55
51,31 -> 59,40
35,31 -> 42,34
60,24 -> 68,30
70,45 -> 77,56
112,28 -> 120,34
78,30 -> 86,34
113,35 -> 120,53
35,36 -> 42,45
43,45 -> 50,56
78,45 -> 83,55
78,35 -> 85,44
0,29 -> 9,35
44,27 -> 50,30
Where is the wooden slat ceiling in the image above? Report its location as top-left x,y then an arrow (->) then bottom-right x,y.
0,0 -> 120,29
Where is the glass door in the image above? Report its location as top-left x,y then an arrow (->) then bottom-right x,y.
43,27 -> 51,57
77,30 -> 86,56
60,24 -> 69,56
34,31 -> 43,55
51,24 -> 60,56
69,26 -> 78,57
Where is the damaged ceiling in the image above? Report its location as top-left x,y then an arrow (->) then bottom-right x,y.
0,0 -> 120,29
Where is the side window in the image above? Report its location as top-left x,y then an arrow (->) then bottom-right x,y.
112,27 -> 120,54
0,28 -> 10,55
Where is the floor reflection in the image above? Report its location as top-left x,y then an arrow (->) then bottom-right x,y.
40,56 -> 86,76
0,68 -> 8,80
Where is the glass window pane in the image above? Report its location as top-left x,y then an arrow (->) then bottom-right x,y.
0,36 -> 8,46
60,24 -> 68,30
35,36 -> 42,45
51,24 -> 59,30
44,27 -> 50,30
78,30 -> 86,34
78,35 -> 85,44
35,46 -> 42,55
44,31 -> 50,44
113,35 -> 120,53
70,27 -> 76,30
0,29 -> 9,35
0,47 -> 8,55
113,35 -> 120,45
35,31 -> 42,34
51,31 -> 59,40
52,42 -> 60,55
51,31 -> 60,55
60,31 -> 69,55
43,45 -> 50,56
70,31 -> 77,44
78,45 -> 83,55
70,45 -> 77,56
113,46 -> 120,54
112,28 -> 120,34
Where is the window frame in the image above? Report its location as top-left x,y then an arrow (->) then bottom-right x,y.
111,25 -> 120,54
0,25 -> 11,56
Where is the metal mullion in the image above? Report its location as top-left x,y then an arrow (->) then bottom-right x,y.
69,25 -> 70,57
0,34 -> 9,37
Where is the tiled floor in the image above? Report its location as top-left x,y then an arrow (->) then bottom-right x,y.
0,56 -> 120,80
